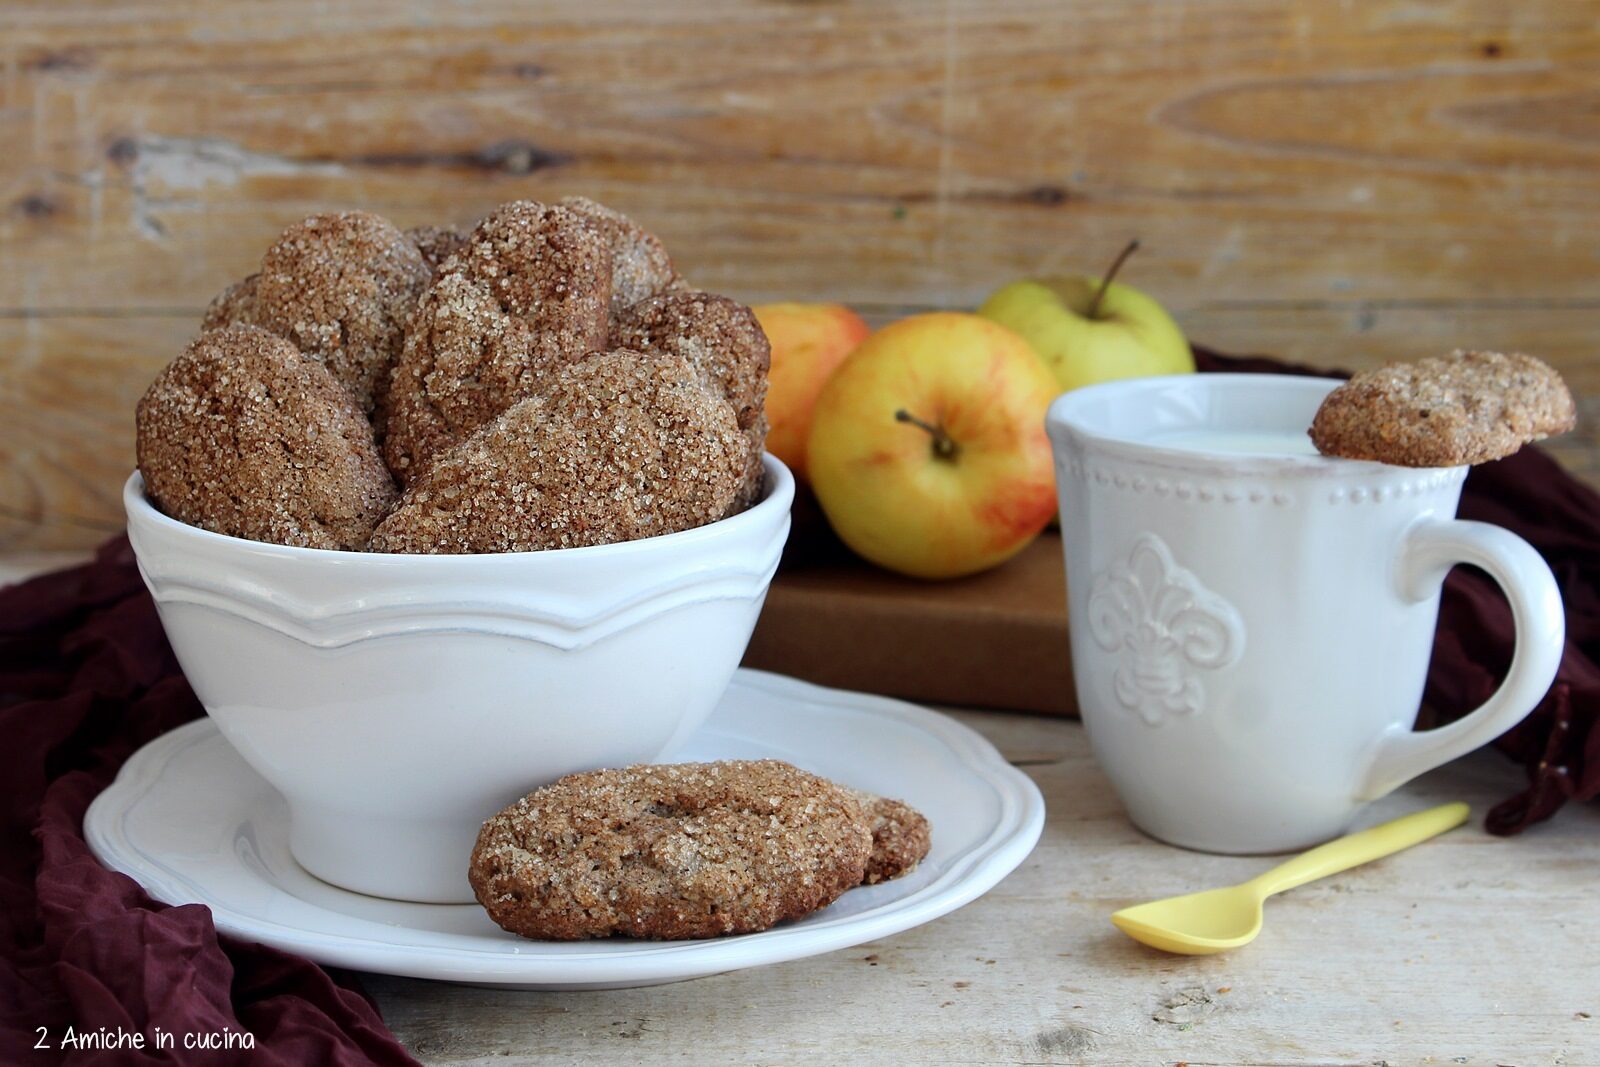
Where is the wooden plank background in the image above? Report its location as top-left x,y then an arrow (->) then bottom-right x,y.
2,0 -> 1599,549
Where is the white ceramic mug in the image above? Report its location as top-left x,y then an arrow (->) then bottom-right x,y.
1046,374 -> 1564,853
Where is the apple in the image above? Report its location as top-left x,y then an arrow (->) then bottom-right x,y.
807,312 -> 1060,580
978,241 -> 1194,391
753,302 -> 871,481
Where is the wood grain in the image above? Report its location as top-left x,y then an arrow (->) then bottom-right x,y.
363,709 -> 1600,1067
4,0 -> 1600,547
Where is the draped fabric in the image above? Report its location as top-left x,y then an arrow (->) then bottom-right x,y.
0,538 -> 420,1064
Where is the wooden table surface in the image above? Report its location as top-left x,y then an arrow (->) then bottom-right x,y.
4,555 -> 1596,1066
362,707 -> 1599,1067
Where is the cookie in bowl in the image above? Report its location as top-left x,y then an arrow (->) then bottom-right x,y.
203,210 -> 432,414
154,196 -> 774,552
405,223 -> 471,274
559,195 -> 682,314
368,348 -> 748,554
380,200 -> 614,485
612,290 -> 772,511
135,324 -> 396,550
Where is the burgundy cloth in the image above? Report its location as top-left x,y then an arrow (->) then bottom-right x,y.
0,351 -> 1596,1063
0,538 -> 420,1066
1195,347 -> 1599,832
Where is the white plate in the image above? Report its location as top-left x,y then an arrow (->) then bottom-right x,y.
85,670 -> 1044,989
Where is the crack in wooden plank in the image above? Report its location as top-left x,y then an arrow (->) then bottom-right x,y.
340,139 -> 573,175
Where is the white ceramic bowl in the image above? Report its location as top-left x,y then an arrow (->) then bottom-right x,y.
124,456 -> 794,903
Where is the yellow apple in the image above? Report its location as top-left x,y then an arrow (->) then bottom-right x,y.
978,242 -> 1194,391
753,302 -> 871,481
807,312 -> 1060,580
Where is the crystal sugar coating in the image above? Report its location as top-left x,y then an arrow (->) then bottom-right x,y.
135,325 -> 396,550
379,201 -> 613,484
851,790 -> 933,885
612,290 -> 775,514
405,223 -> 471,273
368,349 -> 748,554
203,211 -> 432,414
157,196 -> 773,552
1310,349 -> 1575,467
611,289 -> 771,431
469,760 -> 875,940
558,195 -> 682,314
200,272 -> 260,333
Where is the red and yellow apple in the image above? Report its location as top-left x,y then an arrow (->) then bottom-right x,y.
807,312 -> 1060,580
754,302 -> 871,481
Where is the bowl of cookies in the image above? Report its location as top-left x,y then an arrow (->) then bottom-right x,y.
125,199 -> 792,903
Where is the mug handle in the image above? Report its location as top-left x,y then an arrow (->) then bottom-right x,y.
1358,518 -> 1565,801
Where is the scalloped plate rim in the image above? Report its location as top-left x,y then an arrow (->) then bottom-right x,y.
84,670 -> 1045,988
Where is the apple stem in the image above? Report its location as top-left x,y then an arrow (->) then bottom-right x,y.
895,409 -> 959,461
1087,238 -> 1141,320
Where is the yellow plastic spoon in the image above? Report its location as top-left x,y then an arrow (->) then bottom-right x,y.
1112,802 -> 1470,955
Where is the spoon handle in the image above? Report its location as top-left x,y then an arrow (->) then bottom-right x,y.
1249,803 -> 1470,899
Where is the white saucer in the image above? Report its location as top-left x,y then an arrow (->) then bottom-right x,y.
85,670 -> 1044,989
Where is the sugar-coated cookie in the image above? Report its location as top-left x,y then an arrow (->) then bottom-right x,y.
380,201 -> 612,484
611,290 -> 770,431
470,760 -> 873,940
202,212 -> 432,414
559,196 -> 681,315
136,325 -> 396,549
1310,350 -> 1574,467
369,349 -> 747,553
851,790 -> 933,885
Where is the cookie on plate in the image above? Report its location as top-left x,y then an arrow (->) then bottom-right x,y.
136,325 -> 396,549
1309,350 -> 1575,467
851,790 -> 933,885
368,349 -> 747,554
469,760 -> 873,940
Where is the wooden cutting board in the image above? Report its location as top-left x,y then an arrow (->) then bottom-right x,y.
741,498 -> 1076,715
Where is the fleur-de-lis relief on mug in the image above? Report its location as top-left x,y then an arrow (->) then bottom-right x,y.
1087,534 -> 1245,726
